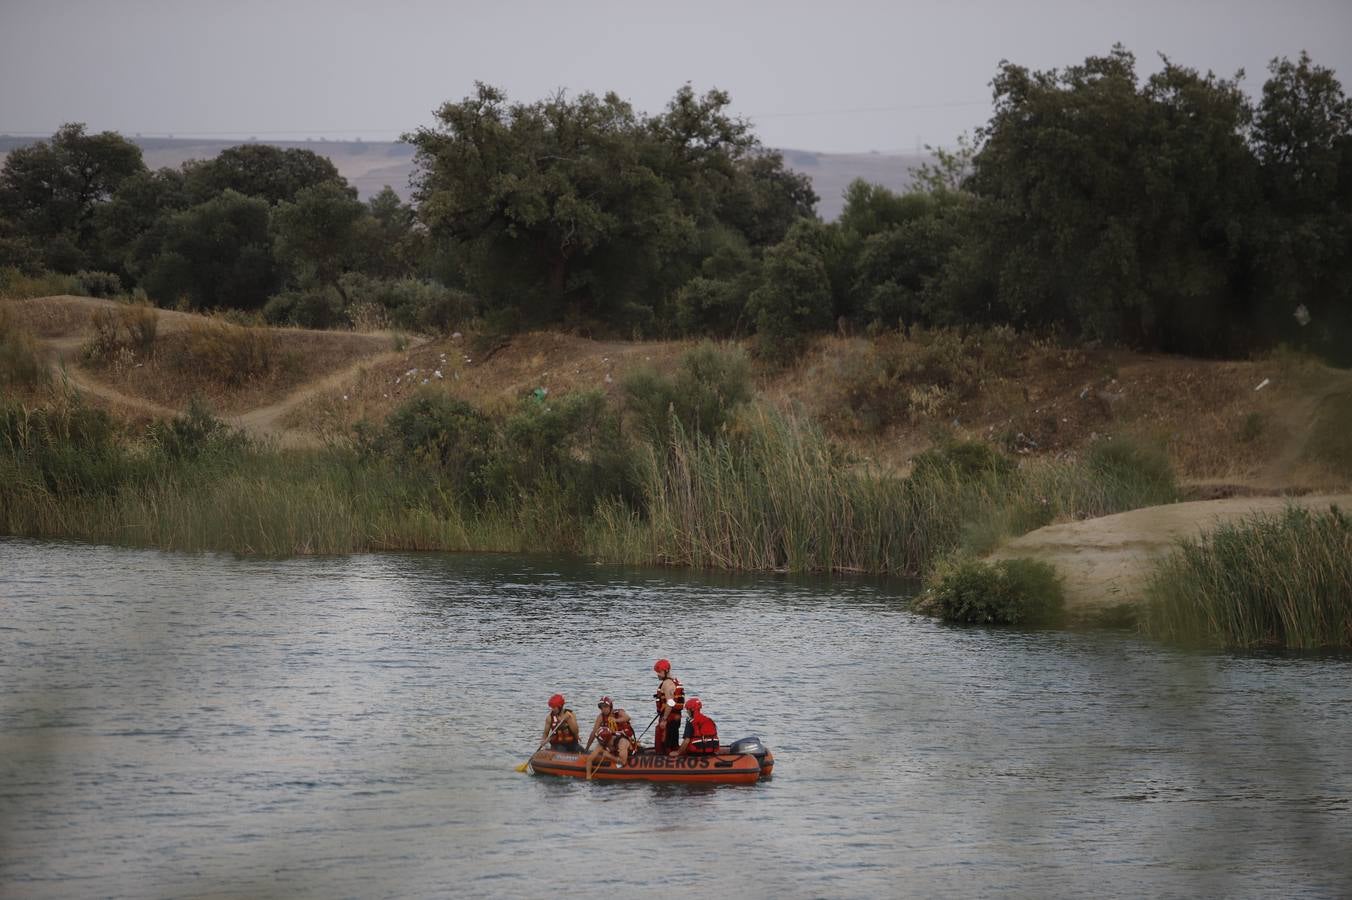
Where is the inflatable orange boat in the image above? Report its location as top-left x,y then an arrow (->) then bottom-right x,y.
529,737 -> 775,784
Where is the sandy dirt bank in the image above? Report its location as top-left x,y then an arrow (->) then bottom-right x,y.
991,493 -> 1352,622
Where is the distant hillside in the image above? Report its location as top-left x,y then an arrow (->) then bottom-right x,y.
0,136 -> 922,219
777,148 -> 924,218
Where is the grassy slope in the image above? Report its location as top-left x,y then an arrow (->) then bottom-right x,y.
5,294 -> 1349,490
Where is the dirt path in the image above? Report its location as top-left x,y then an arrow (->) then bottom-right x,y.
9,295 -> 413,441
232,345 -> 424,446
54,365 -> 183,420
991,493 -> 1352,621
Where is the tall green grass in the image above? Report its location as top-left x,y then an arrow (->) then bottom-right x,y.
1143,505 -> 1352,649
1,397 -> 1177,575
587,409 -> 1176,575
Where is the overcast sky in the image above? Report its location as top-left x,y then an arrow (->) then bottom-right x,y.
2,0 -> 1350,153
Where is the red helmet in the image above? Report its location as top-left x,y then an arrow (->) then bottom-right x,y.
653,658 -> 671,674
685,697 -> 702,714
596,726 -> 615,743
548,693 -> 565,709
597,696 -> 613,709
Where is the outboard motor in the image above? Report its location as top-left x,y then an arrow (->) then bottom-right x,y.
727,736 -> 768,760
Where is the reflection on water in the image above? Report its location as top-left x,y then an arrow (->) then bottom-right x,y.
2,538 -> 1350,898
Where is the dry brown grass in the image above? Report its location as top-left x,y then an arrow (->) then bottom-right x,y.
9,295 -> 1345,493
81,303 -> 159,371
96,321 -> 388,415
4,295 -> 108,338
0,302 -> 50,392
282,330 -> 690,434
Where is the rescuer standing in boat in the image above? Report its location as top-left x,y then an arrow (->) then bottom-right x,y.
652,659 -> 685,753
542,694 -> 581,752
670,696 -> 719,756
584,696 -> 635,752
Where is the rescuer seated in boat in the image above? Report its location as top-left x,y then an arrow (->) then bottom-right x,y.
542,694 -> 582,752
669,697 -> 719,757
652,658 -> 685,754
584,696 -> 636,753
588,725 -> 634,769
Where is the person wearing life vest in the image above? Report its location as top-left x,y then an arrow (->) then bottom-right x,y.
541,694 -> 581,752
670,696 -> 719,757
588,724 -> 635,769
584,696 -> 636,753
652,658 -> 685,753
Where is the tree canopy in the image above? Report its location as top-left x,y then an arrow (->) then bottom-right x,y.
406,82 -> 816,331
0,123 -> 146,271
2,51 -> 1349,362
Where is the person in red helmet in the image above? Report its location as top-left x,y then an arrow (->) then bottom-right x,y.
670,696 -> 719,757
587,723 -> 635,772
541,694 -> 581,752
584,696 -> 636,753
651,659 -> 685,753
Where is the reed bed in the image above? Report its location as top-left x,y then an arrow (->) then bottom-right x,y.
1143,505 -> 1352,649
2,399 -> 1177,575
585,409 -> 1176,575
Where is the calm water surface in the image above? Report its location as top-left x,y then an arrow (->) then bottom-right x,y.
2,538 -> 1350,898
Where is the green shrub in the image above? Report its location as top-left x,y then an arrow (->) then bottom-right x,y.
72,270 -> 123,298
1144,505 -> 1352,649
495,390 -> 636,513
338,274 -> 475,335
382,391 -> 497,501
911,438 -> 1014,481
923,556 -> 1065,625
623,342 -> 752,444
263,288 -> 349,329
620,369 -> 678,443
0,304 -> 49,389
147,397 -> 249,460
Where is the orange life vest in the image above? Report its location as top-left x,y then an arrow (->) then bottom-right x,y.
604,710 -> 637,744
654,676 -> 685,721
689,711 -> 719,754
602,730 -> 632,752
549,709 -> 577,745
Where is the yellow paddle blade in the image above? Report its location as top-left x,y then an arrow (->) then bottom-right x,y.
514,761 -> 530,773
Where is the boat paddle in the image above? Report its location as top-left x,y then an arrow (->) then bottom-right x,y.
516,716 -> 568,774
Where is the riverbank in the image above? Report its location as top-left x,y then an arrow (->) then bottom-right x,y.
989,493 -> 1352,625
4,295 -> 1350,645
